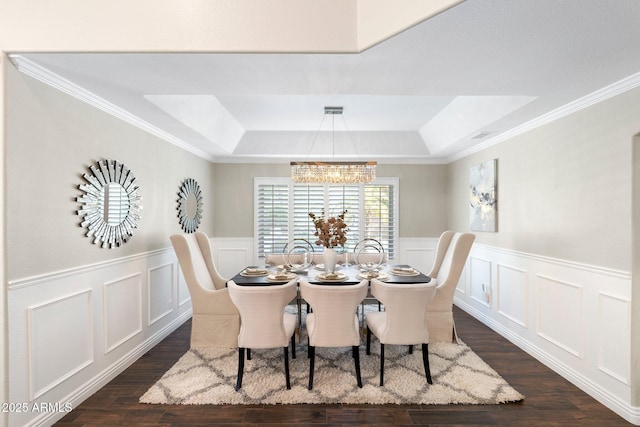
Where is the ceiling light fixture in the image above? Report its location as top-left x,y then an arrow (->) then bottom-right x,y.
291,106 -> 376,184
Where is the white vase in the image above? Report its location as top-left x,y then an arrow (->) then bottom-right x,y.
323,248 -> 337,274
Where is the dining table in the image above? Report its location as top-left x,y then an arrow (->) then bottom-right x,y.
229,261 -> 431,336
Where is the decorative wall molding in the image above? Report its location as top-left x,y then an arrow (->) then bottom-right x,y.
448,70 -> 640,162
8,247 -> 175,290
8,249 -> 191,427
27,289 -> 94,400
9,54 -> 214,163
103,273 -> 142,354
455,243 -> 635,425
147,263 -> 175,326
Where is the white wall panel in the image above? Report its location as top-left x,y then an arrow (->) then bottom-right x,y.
147,263 -> 174,325
8,248 -> 191,427
396,237 -> 439,274
211,237 -> 254,278
454,243 -> 633,424
28,289 -> 93,400
103,273 -> 142,354
497,264 -> 528,328
177,265 -> 191,307
536,275 -> 583,358
470,256 -> 492,307
598,292 -> 631,384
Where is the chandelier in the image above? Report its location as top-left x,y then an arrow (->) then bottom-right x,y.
290,106 -> 377,184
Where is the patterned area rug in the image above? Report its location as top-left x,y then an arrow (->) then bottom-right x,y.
140,327 -> 524,405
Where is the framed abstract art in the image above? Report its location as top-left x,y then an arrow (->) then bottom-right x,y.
469,159 -> 497,232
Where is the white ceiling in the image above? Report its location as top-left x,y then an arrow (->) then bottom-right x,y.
11,0 -> 640,164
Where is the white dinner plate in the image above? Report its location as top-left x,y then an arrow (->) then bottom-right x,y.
316,272 -> 348,282
389,268 -> 420,276
266,272 -> 297,282
240,268 -> 269,277
357,271 -> 389,281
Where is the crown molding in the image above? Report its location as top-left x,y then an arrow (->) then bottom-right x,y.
447,70 -> 640,163
8,54 -> 215,162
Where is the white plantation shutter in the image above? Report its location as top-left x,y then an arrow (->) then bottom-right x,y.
293,184 -> 324,245
255,178 -> 398,259
256,182 -> 289,256
328,185 -> 360,252
363,183 -> 396,258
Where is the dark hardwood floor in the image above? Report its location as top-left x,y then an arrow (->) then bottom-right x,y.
55,307 -> 631,426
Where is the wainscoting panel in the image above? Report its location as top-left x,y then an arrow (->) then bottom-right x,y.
147,263 -> 174,326
470,256 -> 492,307
396,237 -> 439,274
211,238 -> 255,279
536,274 -> 584,358
177,265 -> 191,307
103,273 -> 142,354
597,292 -> 630,385
454,243 -> 634,424
8,248 -> 192,427
496,264 -> 529,328
27,289 -> 93,400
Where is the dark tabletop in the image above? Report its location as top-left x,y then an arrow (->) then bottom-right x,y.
230,264 -> 431,286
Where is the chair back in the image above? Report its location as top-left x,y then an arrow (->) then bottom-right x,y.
370,279 -> 437,344
228,279 -> 298,349
170,232 -> 227,292
427,231 -> 475,307
300,279 -> 368,347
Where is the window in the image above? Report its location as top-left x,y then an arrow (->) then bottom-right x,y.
255,177 -> 398,259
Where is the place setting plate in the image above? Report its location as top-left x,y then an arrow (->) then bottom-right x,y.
357,271 -> 389,281
240,267 -> 270,277
316,272 -> 348,282
266,271 -> 298,282
389,267 -> 420,277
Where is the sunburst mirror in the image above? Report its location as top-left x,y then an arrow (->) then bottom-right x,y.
176,178 -> 203,233
76,159 -> 142,248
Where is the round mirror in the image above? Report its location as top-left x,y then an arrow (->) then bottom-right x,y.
177,178 -> 203,233
77,159 -> 142,248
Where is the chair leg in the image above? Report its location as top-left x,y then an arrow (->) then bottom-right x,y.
380,343 -> 385,386
353,346 -> 363,388
291,334 -> 296,359
308,345 -> 315,390
422,343 -> 432,385
247,348 -> 251,360
283,346 -> 291,389
366,327 -> 371,355
235,347 -> 245,391
408,344 -> 413,354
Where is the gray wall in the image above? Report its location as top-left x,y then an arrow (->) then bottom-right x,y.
6,62 -> 217,281
212,163 -> 448,239
446,86 -> 640,272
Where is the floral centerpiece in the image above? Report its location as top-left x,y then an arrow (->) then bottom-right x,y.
309,209 -> 348,275
309,209 -> 348,248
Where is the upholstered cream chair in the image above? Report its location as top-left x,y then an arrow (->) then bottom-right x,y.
299,279 -> 368,390
425,231 -> 476,342
227,278 -> 298,390
170,232 -> 240,348
365,279 -> 438,386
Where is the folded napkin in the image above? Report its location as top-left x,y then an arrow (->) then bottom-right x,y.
245,268 -> 268,274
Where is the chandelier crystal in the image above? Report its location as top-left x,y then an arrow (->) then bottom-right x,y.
290,161 -> 377,184
291,106 -> 377,184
